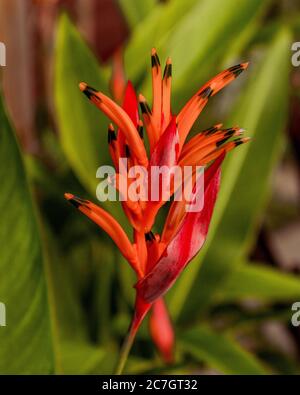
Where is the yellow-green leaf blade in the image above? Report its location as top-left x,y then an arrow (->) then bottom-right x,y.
180,326 -> 267,374
168,27 -> 291,321
217,263 -> 300,303
54,14 -> 110,196
0,96 -> 54,373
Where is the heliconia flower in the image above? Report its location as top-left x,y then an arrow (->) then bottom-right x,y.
65,48 -> 249,373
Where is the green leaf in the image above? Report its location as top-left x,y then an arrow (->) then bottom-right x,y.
258,351 -> 300,375
54,14 -> 129,229
118,0 -> 156,28
54,14 -> 110,196
43,229 -> 89,373
139,0 -> 268,106
168,28 -> 291,321
124,0 -> 199,82
43,228 -> 117,374
0,96 -> 54,373
216,263 -> 300,303
91,240 -> 116,344
179,326 -> 267,374
59,341 -> 116,374
165,0 -> 267,96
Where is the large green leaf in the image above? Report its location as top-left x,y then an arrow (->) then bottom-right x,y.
124,0 -> 199,82
138,0 -> 268,107
59,341 -> 116,374
54,14 -> 130,229
0,96 -> 54,373
163,0 -> 268,103
179,326 -> 267,374
216,263 -> 300,303
168,28 -> 291,321
43,228 -> 117,374
54,14 -> 110,196
118,0 -> 156,28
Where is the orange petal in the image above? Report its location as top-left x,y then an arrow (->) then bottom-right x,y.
107,123 -> 120,169
79,83 -> 148,167
177,63 -> 249,150
108,173 -> 142,218
134,230 -> 148,276
179,127 -> 243,166
162,57 -> 172,132
139,93 -> 159,151
201,137 -> 250,164
180,123 -> 223,157
64,193 -> 142,276
151,48 -> 162,135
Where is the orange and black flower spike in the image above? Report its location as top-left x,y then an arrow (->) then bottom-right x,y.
162,57 -> 172,131
69,51 -> 251,373
137,120 -> 144,139
201,137 -> 251,164
139,93 -> 152,116
139,93 -> 158,151
179,127 -> 244,167
177,62 -> 249,150
108,123 -> 117,143
151,48 -> 162,134
180,123 -> 223,158
79,82 -> 148,167
107,123 -> 120,169
203,123 -> 224,135
64,193 -> 141,277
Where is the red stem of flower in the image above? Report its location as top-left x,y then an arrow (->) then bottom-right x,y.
114,296 -> 151,375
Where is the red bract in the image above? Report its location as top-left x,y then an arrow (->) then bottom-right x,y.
136,154 -> 223,303
149,299 -> 175,364
65,49 -> 249,372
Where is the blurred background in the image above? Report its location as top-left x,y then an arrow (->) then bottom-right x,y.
0,0 -> 300,374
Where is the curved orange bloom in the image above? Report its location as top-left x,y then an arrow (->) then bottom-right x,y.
65,49 -> 249,371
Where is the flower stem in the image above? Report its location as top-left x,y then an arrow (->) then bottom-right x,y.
114,323 -> 138,375
114,296 -> 152,375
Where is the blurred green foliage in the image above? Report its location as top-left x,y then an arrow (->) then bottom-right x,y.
168,27 -> 291,320
0,97 -> 53,373
1,0 -> 300,374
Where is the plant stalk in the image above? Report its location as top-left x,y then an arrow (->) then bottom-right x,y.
114,296 -> 151,375
114,323 -> 138,375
